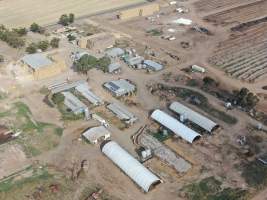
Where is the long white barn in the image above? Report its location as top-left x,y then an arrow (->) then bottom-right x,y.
169,102 -> 219,132
101,141 -> 161,192
151,109 -> 201,143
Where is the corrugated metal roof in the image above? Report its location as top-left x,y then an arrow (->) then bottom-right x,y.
107,103 -> 137,123
82,126 -> 111,144
62,92 -> 87,113
76,83 -> 103,106
144,60 -> 163,71
151,109 -> 201,143
21,53 -> 53,69
104,79 -> 135,96
102,141 -> 161,192
108,63 -> 121,73
169,102 -> 218,132
106,48 -> 125,57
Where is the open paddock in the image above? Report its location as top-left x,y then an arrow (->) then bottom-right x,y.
0,0 -> 146,28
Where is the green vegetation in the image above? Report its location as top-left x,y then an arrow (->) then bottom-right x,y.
0,166 -> 74,200
30,23 -> 45,34
233,87 -> 259,110
241,160 -> 267,188
50,37 -> 60,48
0,102 -> 63,157
75,54 -> 111,74
156,84 -> 238,124
75,54 -> 98,74
58,13 -> 75,26
51,93 -> 84,121
67,34 -> 76,41
183,177 -> 247,200
146,28 -> 163,36
12,27 -> 27,36
0,24 -> 25,48
0,54 -> 4,62
26,40 -> 51,53
153,130 -> 171,142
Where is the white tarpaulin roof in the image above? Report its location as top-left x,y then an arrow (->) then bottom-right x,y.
151,109 -> 201,143
172,18 -> 192,25
170,102 -> 218,132
102,141 -> 161,192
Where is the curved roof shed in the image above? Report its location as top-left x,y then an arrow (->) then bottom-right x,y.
101,141 -> 161,192
151,109 -> 201,143
169,102 -> 219,132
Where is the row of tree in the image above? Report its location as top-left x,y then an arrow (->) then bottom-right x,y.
0,25 -> 25,48
26,38 -> 60,54
75,54 -> 111,74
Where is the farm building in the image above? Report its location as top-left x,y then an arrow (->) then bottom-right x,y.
151,109 -> 201,143
118,3 -> 160,20
101,141 -> 162,192
104,79 -> 136,97
76,83 -> 103,106
143,60 -> 163,71
107,103 -> 138,125
78,32 -> 115,51
169,102 -> 219,133
82,126 -> 111,144
124,56 -> 144,68
62,92 -> 88,115
21,53 -> 66,80
49,80 -> 86,94
106,48 -> 125,58
108,62 -> 121,73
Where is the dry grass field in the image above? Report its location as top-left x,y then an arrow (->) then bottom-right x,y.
0,0 -> 146,28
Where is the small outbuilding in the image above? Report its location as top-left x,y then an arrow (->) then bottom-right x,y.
108,62 -> 121,74
143,60 -> 163,71
82,126 -> 111,144
101,141 -> 162,192
107,103 -> 138,125
104,79 -> 135,97
106,48 -> 125,58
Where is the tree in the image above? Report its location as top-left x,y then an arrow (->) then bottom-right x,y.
75,54 -> 98,74
30,23 -> 40,32
69,13 -> 75,23
26,43 -> 37,54
203,76 -> 217,87
37,40 -> 49,51
59,14 -> 70,26
0,55 -> 4,63
13,27 -> 27,36
67,34 -> 76,41
50,37 -> 60,48
52,93 -> 65,105
98,56 -> 111,73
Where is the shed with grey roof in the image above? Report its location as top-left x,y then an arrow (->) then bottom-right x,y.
107,103 -> 137,125
106,48 -> 125,58
108,62 -> 121,73
144,60 -> 163,71
21,53 -> 53,70
103,79 -> 135,97
76,83 -> 103,106
169,101 -> 219,133
62,92 -> 88,115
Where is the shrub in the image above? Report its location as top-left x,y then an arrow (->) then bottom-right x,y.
50,37 -> 60,48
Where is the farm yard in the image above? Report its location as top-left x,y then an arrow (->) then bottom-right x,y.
203,0 -> 267,26
209,22 -> 267,82
0,0 -> 146,28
